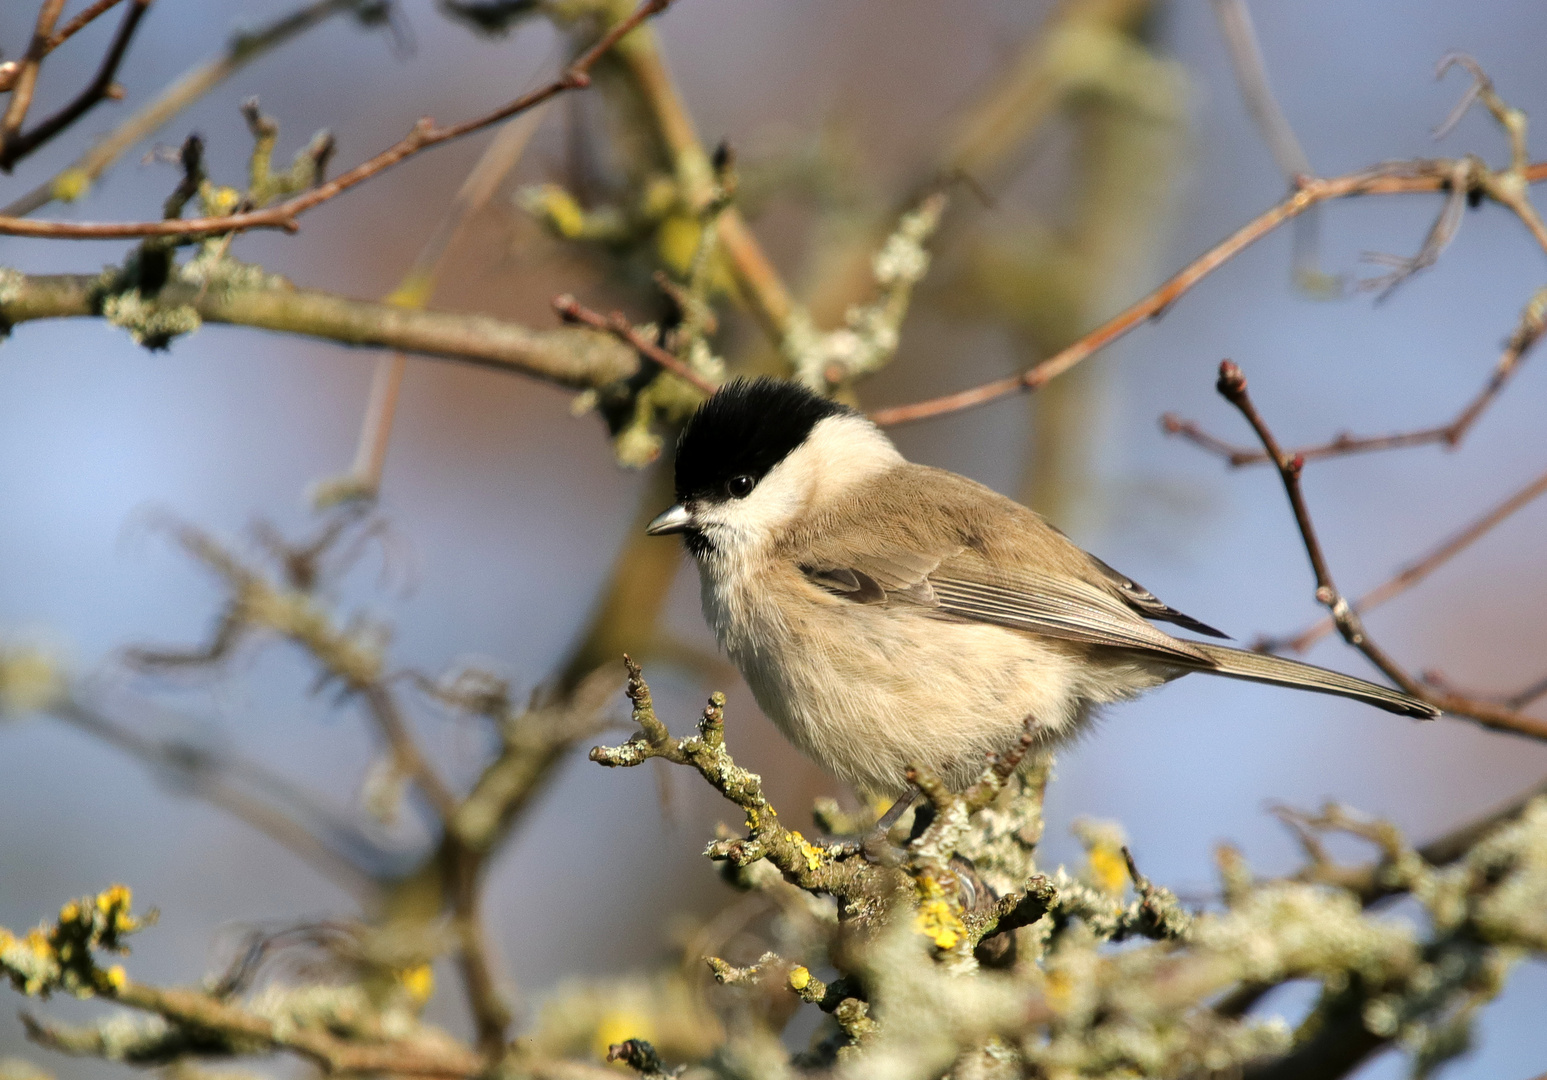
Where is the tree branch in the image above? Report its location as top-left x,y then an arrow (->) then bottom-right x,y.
0,269 -> 641,390
0,0 -> 673,238
868,158 -> 1547,426
1215,359 -> 1547,742
2,0 -> 372,218
1261,462 -> 1547,654
0,0 -> 154,171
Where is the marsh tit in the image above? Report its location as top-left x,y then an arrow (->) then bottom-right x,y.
647,378 -> 1438,798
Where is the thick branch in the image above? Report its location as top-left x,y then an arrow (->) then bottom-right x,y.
0,270 -> 641,390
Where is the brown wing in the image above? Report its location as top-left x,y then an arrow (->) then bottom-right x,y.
791,465 -> 1216,667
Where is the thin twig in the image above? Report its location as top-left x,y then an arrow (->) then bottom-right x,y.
0,0 -> 69,156
2,0 -> 368,218
1161,285 -> 1547,465
0,0 -> 154,171
866,159 -> 1547,426
0,0 -> 672,235
1216,359 -> 1547,742
49,697 -> 386,898
1209,0 -> 1329,289
319,105 -> 551,505
359,683 -> 458,823
0,0 -> 126,92
553,295 -> 719,395
1262,463 -> 1547,653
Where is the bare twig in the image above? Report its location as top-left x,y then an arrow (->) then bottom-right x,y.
1162,285 -> 1546,465
0,0 -> 127,92
867,159 -> 1547,426
0,0 -> 68,155
0,0 -> 673,237
0,0 -> 153,171
1262,463 -> 1547,653
1209,0 -> 1330,290
1215,359 -> 1547,742
49,696 -> 389,898
317,104 -> 550,505
1357,158 -> 1470,299
553,295 -> 719,395
2,0 -> 371,217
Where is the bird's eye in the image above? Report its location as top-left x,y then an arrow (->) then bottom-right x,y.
727,474 -> 755,499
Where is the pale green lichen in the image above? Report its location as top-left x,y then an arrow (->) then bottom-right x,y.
101,291 -> 202,350
785,193 -> 946,390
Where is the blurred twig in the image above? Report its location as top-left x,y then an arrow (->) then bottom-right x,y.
315,105 -> 551,506
603,16 -> 794,340
0,0 -> 68,155
0,0 -> 153,172
48,695 -> 390,898
0,0 -> 127,93
1209,0 -> 1332,292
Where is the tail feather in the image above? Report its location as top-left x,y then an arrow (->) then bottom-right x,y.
1188,642 -> 1439,719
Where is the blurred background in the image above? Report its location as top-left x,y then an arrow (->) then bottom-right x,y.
1,0 -> 1545,1076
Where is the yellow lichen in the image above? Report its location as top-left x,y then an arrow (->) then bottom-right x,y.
0,645 -> 64,714
787,965 -> 811,992
593,1010 -> 653,1064
51,168 -> 91,203
914,876 -> 966,951
788,830 -> 823,873
1087,843 -> 1129,895
398,964 -> 434,1004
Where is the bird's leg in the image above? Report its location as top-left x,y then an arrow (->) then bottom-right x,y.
823,792 -> 919,861
854,792 -> 920,864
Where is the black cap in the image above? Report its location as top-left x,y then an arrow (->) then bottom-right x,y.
673,377 -> 854,502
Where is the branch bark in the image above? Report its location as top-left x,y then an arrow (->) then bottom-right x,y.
0,270 -> 641,390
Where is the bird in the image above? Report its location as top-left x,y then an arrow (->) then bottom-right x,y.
645,377 -> 1438,800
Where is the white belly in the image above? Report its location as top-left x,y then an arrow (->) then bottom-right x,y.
699,561 -> 1167,796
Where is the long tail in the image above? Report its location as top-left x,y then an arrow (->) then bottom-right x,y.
1188,642 -> 1439,719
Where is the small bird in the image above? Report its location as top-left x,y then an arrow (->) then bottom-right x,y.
647,377 -> 1438,799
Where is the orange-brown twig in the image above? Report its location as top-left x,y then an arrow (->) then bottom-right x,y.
0,0 -> 672,236
553,295 -> 719,396
1261,463 -> 1547,654
0,0 -> 68,154
0,0 -> 153,171
1160,288 -> 1546,466
867,159 -> 1547,427
0,0 -> 127,93
1216,359 -> 1547,743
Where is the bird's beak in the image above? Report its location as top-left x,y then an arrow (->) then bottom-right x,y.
646,503 -> 693,536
